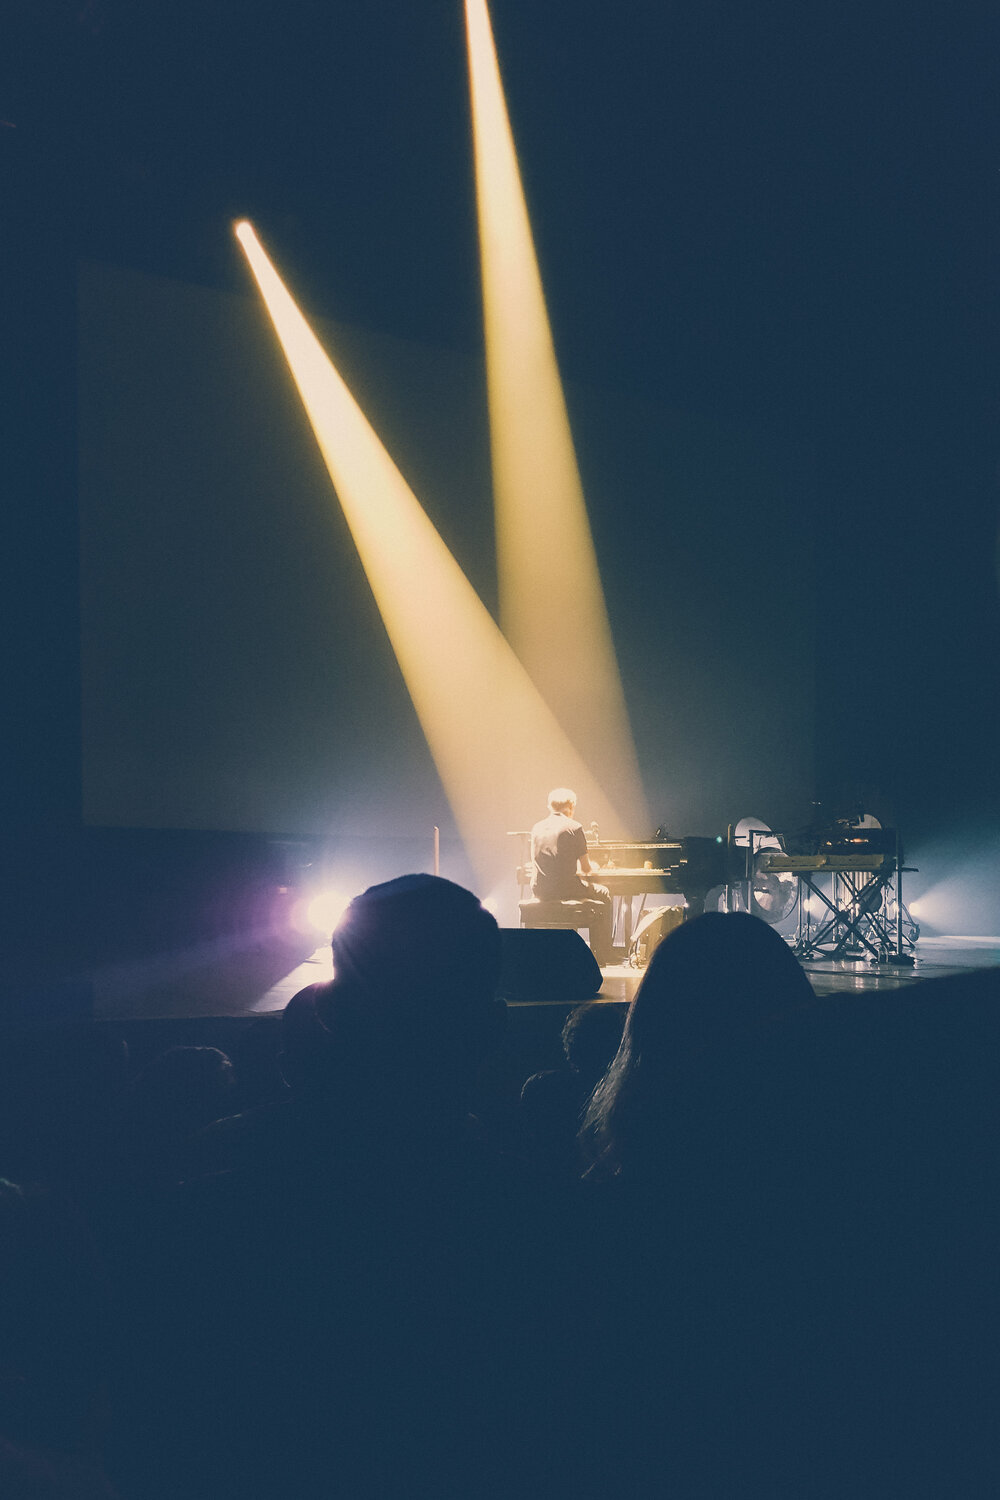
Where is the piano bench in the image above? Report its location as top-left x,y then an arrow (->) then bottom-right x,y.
518,899 -> 594,934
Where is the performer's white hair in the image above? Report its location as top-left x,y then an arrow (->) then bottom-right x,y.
547,787 -> 577,814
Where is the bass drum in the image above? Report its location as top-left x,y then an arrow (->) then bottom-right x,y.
628,904 -> 685,968
728,853 -> 799,925
730,816 -> 798,925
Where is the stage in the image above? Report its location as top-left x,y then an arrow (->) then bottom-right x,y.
77,932 -> 1000,1022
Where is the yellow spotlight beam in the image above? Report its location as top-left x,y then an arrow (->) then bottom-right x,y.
465,0 -> 646,832
235,221 -> 630,889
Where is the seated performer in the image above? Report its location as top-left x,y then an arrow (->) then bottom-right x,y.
530,788 -> 614,966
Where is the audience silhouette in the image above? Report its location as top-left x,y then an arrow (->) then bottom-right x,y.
0,886 -> 995,1497
582,909 -> 815,1180
519,1000 -> 625,1179
0,1179 -> 119,1497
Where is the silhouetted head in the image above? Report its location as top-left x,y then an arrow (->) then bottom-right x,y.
624,910 -> 814,1065
287,875 -> 504,1096
582,912 -> 814,1178
128,1045 -> 235,1148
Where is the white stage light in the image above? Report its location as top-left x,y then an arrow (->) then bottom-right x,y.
305,889 -> 351,936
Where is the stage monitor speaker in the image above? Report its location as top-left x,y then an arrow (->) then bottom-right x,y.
497,928 -> 603,1005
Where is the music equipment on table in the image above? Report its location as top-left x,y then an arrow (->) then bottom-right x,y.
818,830 -> 897,858
771,815 -> 896,860
755,833 -> 914,963
759,852 -> 892,874
734,817 -> 899,928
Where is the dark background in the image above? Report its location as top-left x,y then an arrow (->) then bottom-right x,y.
75,259 -> 816,855
3,0 -> 998,948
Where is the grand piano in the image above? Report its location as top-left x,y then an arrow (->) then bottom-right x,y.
515,833 -> 729,947
586,836 -> 729,941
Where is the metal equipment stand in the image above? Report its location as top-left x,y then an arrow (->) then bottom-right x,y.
792,844 -> 915,963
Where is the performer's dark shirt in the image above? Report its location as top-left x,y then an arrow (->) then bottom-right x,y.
530,813 -> 588,901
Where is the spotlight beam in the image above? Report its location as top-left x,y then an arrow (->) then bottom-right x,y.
465,0 -> 646,831
235,221 -> 630,887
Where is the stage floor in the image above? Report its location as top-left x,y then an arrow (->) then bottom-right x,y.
592,935 -> 1000,1005
85,933 -> 1000,1021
